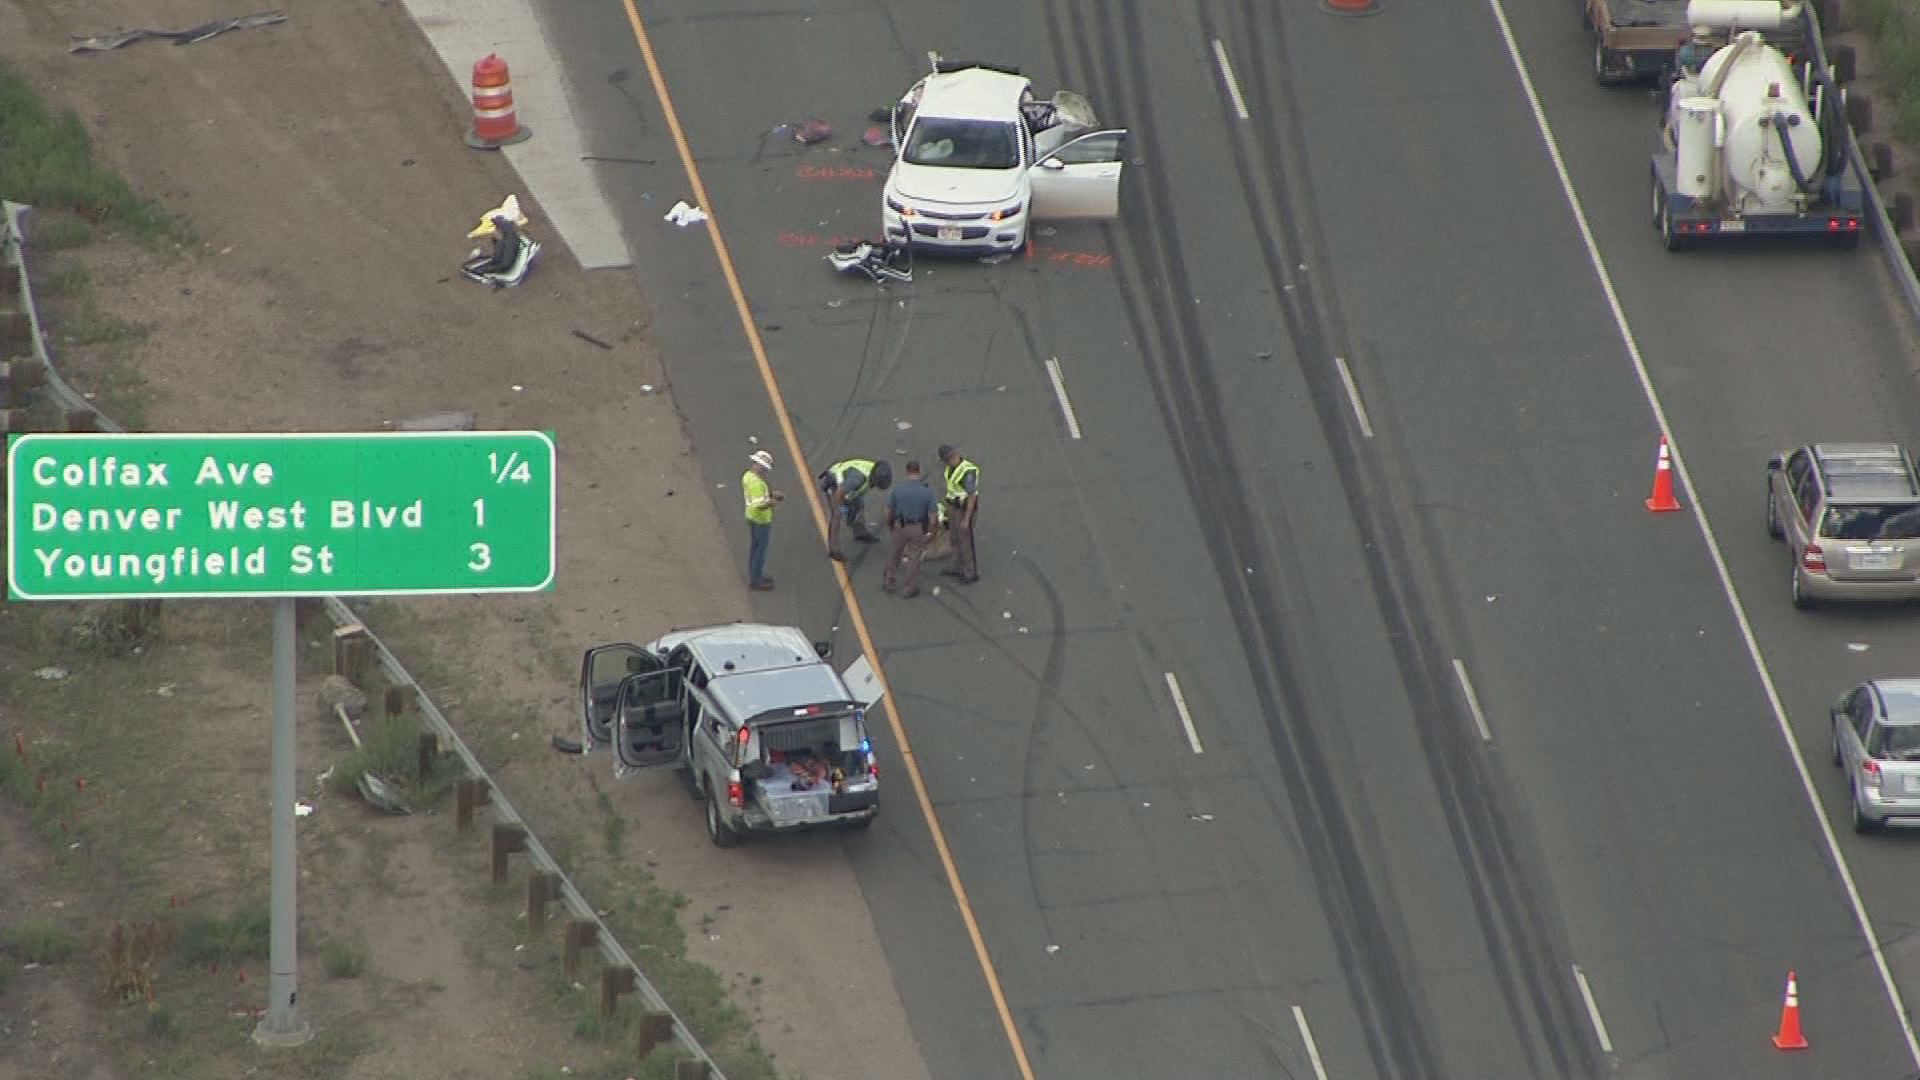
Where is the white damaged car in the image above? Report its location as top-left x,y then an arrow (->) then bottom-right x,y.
882,59 -> 1127,254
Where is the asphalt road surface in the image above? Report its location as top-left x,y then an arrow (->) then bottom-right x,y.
535,0 -> 1920,1077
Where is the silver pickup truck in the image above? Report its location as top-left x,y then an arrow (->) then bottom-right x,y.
579,622 -> 884,847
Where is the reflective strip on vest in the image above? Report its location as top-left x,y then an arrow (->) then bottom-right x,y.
830,458 -> 876,499
944,459 -> 979,503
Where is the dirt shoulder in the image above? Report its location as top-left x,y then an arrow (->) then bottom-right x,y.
0,0 -> 930,1077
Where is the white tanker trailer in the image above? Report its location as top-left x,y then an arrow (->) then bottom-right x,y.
1649,5 -> 1866,248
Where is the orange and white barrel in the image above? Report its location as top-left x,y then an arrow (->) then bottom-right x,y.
466,54 -> 531,148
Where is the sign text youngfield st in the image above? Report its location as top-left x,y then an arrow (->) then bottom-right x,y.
6,432 -> 556,599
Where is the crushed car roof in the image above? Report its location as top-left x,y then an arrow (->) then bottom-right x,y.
916,66 -> 1030,121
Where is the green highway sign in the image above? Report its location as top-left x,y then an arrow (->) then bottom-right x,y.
6,431 -> 556,600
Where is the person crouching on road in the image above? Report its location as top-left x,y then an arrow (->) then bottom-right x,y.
742,450 -> 784,591
938,444 -> 981,584
883,460 -> 938,598
818,457 -> 892,562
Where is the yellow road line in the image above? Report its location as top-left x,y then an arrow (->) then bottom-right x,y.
615,5 -> 1039,1078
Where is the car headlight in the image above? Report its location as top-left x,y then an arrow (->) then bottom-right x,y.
885,196 -> 916,217
988,204 -> 1024,222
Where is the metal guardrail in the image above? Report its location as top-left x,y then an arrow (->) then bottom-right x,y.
4,201 -> 128,433
3,200 -> 727,1078
323,596 -> 728,1079
1801,6 -> 1920,323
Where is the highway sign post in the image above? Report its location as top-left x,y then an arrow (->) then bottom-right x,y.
5,431 -> 558,1045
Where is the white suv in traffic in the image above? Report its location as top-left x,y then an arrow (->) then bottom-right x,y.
882,59 -> 1127,254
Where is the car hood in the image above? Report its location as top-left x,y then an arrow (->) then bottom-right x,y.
888,161 -> 1022,207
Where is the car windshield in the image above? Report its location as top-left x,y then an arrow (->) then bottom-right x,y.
903,117 -> 1020,169
1821,502 -> 1920,540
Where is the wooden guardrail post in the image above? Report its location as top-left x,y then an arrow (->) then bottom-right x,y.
674,1059 -> 710,1080
456,778 -> 490,831
490,822 -> 526,883
599,966 -> 636,1021
636,1010 -> 675,1058
562,919 -> 597,982
417,733 -> 439,779
526,870 -> 559,936
62,404 -> 97,432
383,684 -> 417,722
332,624 -> 373,687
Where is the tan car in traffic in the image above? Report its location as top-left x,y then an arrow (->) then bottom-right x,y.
1768,442 -> 1920,609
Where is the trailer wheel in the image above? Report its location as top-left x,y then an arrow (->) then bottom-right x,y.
1894,192 -> 1916,235
1846,91 -> 1873,135
1868,141 -> 1895,181
1831,44 -> 1857,84
1592,36 -> 1627,87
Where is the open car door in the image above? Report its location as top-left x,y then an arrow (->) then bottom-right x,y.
1029,129 -> 1127,220
890,78 -> 926,154
839,653 -> 888,711
580,643 -> 655,754
613,667 -> 688,777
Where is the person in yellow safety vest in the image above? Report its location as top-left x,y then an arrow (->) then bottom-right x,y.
937,444 -> 981,584
742,450 -> 784,591
817,457 -> 893,562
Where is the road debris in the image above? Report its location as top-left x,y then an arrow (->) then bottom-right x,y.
862,126 -> 889,147
294,801 -> 315,818
34,666 -> 68,682
1848,642 -> 1871,652
663,200 -> 708,227
571,329 -> 614,350
69,10 -> 287,53
793,120 -> 833,145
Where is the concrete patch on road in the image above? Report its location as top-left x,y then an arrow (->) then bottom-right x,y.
398,0 -> 633,271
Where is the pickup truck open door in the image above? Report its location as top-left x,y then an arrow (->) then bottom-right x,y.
839,653 -> 888,711
579,643 -> 653,754
1029,129 -> 1127,220
612,666 -> 687,777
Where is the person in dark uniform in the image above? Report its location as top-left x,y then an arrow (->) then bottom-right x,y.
937,444 -> 981,584
817,457 -> 893,561
883,460 -> 939,597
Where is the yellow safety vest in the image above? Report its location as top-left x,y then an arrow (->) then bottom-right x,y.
943,459 -> 979,505
742,470 -> 774,525
829,458 -> 877,500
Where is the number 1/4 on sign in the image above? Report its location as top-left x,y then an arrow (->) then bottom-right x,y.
491,451 -> 532,484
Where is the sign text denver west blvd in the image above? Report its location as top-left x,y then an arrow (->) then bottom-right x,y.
6,432 -> 557,600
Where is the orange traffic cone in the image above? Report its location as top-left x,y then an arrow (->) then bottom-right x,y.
1646,435 -> 1683,513
1772,970 -> 1809,1050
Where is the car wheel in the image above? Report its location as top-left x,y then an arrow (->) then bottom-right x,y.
1650,173 -> 1665,228
1791,562 -> 1815,610
706,790 -> 740,848
1832,721 -> 1843,766
1766,486 -> 1783,539
1852,787 -> 1879,834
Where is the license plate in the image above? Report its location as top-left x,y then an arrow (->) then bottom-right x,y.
1853,553 -> 1895,570
1719,219 -> 1746,232
936,225 -> 962,242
